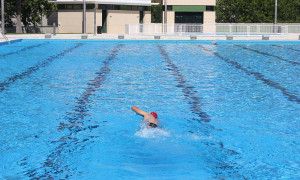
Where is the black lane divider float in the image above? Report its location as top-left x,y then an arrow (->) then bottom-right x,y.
61,44 -> 124,126
158,45 -> 247,179
236,44 -> 300,66
24,44 -> 124,179
271,44 -> 300,52
0,43 -> 83,93
0,42 -> 50,58
199,45 -> 300,104
157,45 -> 211,122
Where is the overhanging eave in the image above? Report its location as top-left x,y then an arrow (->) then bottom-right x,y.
48,0 -> 159,6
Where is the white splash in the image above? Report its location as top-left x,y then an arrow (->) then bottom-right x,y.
135,123 -> 170,139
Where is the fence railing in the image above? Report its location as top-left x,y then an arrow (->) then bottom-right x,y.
126,23 -> 300,35
1,30 -> 9,42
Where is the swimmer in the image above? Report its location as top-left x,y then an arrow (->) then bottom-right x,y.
212,41 -> 217,45
131,106 -> 158,128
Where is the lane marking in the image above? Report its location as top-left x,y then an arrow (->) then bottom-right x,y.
23,44 -> 124,179
0,43 -> 83,93
271,44 -> 300,52
199,45 -> 300,104
0,42 -> 50,58
158,45 -> 211,122
236,44 -> 300,66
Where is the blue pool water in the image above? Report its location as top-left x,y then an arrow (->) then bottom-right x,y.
0,39 -> 299,179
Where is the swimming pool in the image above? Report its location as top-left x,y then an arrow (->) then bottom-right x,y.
0,39 -> 299,179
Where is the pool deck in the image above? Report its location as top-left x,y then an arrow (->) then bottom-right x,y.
1,33 -> 300,42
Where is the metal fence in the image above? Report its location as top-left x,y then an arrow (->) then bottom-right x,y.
126,23 -> 300,35
1,31 -> 9,42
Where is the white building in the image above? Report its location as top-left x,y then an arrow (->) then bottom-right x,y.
49,0 -> 216,34
49,0 -> 157,34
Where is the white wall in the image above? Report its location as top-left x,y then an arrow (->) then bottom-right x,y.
107,10 -> 140,34
58,10 -> 102,33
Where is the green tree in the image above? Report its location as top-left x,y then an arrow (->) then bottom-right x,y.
21,0 -> 56,26
215,0 -> 240,23
277,0 -> 300,23
0,0 -> 56,30
216,0 -> 300,23
151,0 -> 162,23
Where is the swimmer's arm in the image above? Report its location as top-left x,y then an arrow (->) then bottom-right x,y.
131,106 -> 148,117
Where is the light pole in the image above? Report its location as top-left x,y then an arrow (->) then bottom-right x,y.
83,0 -> 86,34
164,0 -> 167,33
94,4 -> 96,36
274,0 -> 278,25
164,0 -> 167,24
1,0 -> 4,35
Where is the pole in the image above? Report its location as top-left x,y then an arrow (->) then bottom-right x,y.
274,0 -> 278,25
1,0 -> 4,35
164,0 -> 167,33
83,0 -> 86,34
274,0 -> 278,33
164,0 -> 167,24
94,5 -> 96,35
53,22 -> 56,35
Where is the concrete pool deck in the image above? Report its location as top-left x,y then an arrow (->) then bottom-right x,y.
1,33 -> 300,42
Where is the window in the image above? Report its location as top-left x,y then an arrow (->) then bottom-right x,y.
113,5 -> 121,10
120,5 -> 129,10
163,5 -> 172,11
132,6 -> 138,11
66,4 -> 73,9
175,12 -> 203,23
86,4 -> 95,9
57,4 -> 65,9
73,4 -> 82,9
57,4 -> 91,10
98,5 -> 150,11
206,6 -> 215,11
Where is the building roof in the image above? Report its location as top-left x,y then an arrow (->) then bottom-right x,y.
49,0 -> 159,6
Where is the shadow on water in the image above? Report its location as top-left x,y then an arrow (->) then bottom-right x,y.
19,44 -> 124,179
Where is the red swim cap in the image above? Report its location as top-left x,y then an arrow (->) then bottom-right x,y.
150,112 -> 158,119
